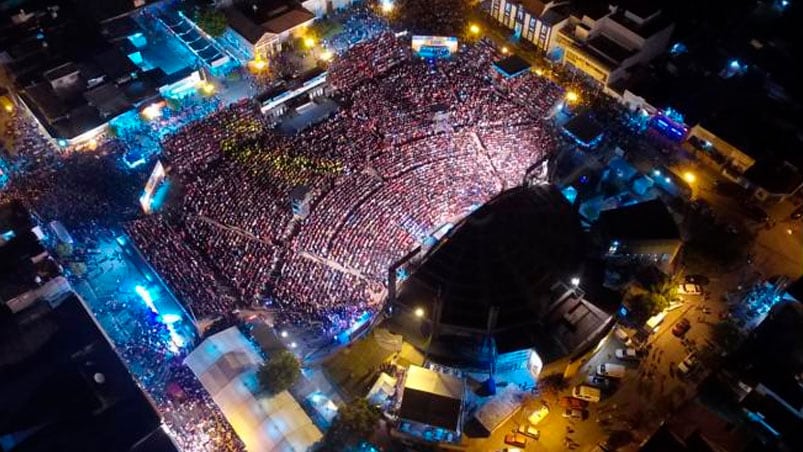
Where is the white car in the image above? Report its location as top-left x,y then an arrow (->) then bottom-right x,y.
678,352 -> 697,375
615,348 -> 639,361
678,283 -> 702,295
527,405 -> 549,425
597,363 -> 626,378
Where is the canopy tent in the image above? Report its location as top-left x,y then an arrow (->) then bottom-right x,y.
184,327 -> 322,451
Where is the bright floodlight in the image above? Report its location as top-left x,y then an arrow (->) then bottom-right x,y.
281,330 -> 289,338
251,58 -> 268,72
565,91 -> 579,103
501,46 -> 509,54
534,68 -> 544,76
381,0 -> 394,13
320,49 -> 334,62
198,81 -> 215,95
290,341 -> 298,348
469,24 -> 480,35
142,103 -> 162,120
683,171 -> 696,184
571,277 -> 580,287
414,307 -> 425,318
304,37 -> 316,48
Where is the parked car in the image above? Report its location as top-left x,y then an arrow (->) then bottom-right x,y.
678,283 -> 702,295
570,385 -> 600,403
613,326 -> 634,347
615,348 -> 639,360
516,424 -> 540,439
678,352 -> 698,375
527,405 -> 549,425
597,363 -> 626,378
672,318 -> 692,337
741,204 -> 770,223
504,433 -> 528,447
586,375 -> 612,389
562,408 -> 588,420
713,181 -> 745,198
685,274 -> 709,285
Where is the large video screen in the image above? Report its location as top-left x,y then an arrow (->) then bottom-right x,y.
411,35 -> 459,59
140,161 -> 166,213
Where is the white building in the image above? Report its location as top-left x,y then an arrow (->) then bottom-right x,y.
555,3 -> 674,86
219,0 -> 356,62
488,1 -> 571,54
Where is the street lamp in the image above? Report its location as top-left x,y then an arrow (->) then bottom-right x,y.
304,37 -> 316,49
280,330 -> 288,338
469,24 -> 480,35
501,46 -> 509,54
565,91 -> 579,103
414,307 -> 425,318
381,0 -> 394,13
683,171 -> 696,184
571,277 -> 580,287
290,341 -> 297,348
319,49 -> 334,62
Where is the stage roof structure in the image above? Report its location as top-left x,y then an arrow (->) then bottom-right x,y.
398,365 -> 464,432
184,327 -> 321,452
493,55 -> 531,78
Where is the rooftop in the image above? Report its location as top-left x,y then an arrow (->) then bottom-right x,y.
729,301 -> 803,412
399,366 -> 464,431
0,294 -> 177,452
598,199 -> 681,241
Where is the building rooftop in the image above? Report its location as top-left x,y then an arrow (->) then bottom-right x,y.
493,55 -> 531,78
0,294 -> 178,452
228,0 -> 315,42
403,186 -> 587,331
598,199 -> 680,241
729,301 -> 803,412
398,366 -> 464,432
587,34 -> 636,65
563,111 -> 604,146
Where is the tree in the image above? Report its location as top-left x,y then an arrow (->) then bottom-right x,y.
537,372 -> 569,399
710,320 -> 743,354
319,398 -> 381,450
258,350 -> 301,395
55,242 -> 73,258
194,7 -> 228,37
626,292 -> 669,324
69,262 -> 87,277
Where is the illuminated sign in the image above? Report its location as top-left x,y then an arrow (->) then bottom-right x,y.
411,36 -> 459,58
140,161 -> 166,213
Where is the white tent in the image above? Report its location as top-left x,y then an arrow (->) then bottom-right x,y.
184,327 -> 322,451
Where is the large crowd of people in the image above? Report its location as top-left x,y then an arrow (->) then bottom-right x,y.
126,33 -> 563,337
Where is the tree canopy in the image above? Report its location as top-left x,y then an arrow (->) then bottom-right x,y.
319,398 -> 381,450
626,292 -> 670,324
258,349 -> 301,395
194,7 -> 228,37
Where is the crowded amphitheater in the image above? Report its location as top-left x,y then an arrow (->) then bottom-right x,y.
124,33 -> 564,343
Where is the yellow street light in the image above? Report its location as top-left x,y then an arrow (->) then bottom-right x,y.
414,307 -> 425,318
304,37 -> 316,49
565,91 -> 579,103
319,49 -> 334,62
142,103 -> 163,120
534,67 -> 544,76
683,171 -> 696,184
198,81 -> 215,96
501,46 -> 509,54
250,58 -> 268,72
469,24 -> 481,35
381,0 -> 394,13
